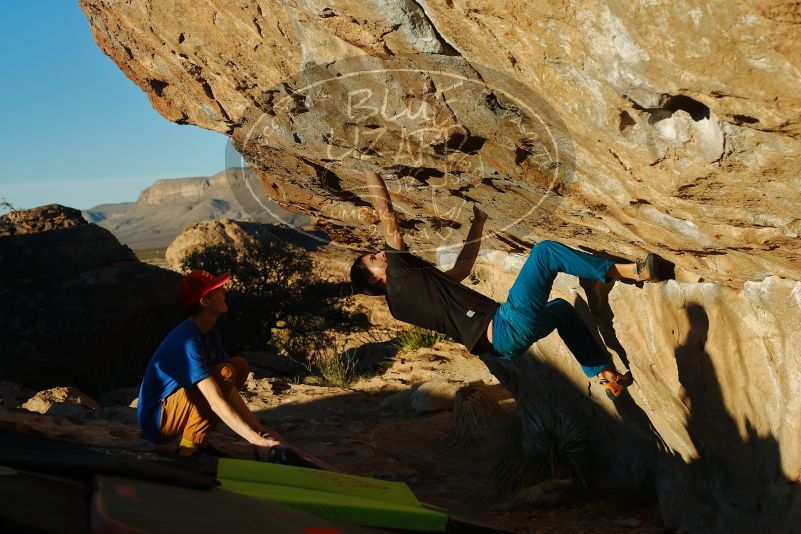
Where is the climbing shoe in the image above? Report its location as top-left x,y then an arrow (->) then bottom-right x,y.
600,371 -> 633,400
636,253 -> 661,282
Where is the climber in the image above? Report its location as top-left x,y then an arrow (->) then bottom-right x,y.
350,171 -> 663,398
136,269 -> 283,455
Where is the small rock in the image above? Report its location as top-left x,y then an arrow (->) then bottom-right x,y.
379,390 -> 412,413
21,387 -> 98,418
410,379 -> 460,413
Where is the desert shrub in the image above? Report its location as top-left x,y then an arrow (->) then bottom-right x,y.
394,326 -> 443,352
312,347 -> 359,388
492,407 -> 591,494
181,237 -> 345,363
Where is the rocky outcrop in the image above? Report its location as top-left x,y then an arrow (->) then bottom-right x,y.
84,168 -> 307,249
78,1 -> 801,531
165,218 -> 327,271
1,204 -> 86,236
20,387 -> 98,418
0,205 -> 182,392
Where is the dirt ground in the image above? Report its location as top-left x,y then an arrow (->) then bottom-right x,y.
0,340 -> 668,533
236,342 -> 670,534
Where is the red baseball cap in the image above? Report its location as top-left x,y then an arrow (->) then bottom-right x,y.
178,270 -> 231,307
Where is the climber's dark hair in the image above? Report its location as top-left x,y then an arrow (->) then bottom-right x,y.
350,254 -> 386,296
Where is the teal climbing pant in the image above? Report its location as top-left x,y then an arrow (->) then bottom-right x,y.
491,240 -> 614,377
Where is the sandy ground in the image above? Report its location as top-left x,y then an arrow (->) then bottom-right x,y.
1,340 -> 668,533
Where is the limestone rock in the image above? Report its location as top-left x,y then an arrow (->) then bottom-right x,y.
475,252 -> 801,533
0,205 -> 182,392
410,379 -> 460,413
79,0 -> 801,286
21,387 -> 98,418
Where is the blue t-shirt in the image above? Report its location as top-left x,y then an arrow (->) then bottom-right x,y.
136,319 -> 230,441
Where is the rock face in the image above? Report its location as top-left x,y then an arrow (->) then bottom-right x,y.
84,168 -> 307,249
78,2 -> 801,531
473,255 -> 801,533
78,0 -> 800,286
0,205 -> 182,393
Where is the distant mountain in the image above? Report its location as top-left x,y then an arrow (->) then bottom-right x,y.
83,168 -> 307,249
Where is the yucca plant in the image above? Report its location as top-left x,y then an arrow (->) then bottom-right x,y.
394,326 -> 444,352
493,407 -> 591,495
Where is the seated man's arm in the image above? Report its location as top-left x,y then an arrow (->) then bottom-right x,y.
445,205 -> 488,282
365,171 -> 405,251
196,376 -> 279,447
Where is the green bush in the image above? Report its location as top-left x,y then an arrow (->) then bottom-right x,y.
180,237 -> 343,364
493,407 -> 591,494
394,326 -> 443,352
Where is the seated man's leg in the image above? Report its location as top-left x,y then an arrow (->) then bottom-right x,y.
534,298 -> 610,377
157,361 -> 242,449
228,356 -> 250,390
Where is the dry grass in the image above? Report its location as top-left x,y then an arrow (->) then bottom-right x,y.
452,382 -> 515,442
312,347 -> 359,388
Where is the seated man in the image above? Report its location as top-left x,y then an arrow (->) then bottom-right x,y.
350,172 -> 661,397
137,269 -> 280,454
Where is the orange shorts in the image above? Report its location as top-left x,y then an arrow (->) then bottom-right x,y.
156,356 -> 249,446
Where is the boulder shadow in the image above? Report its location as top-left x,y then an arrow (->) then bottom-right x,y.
664,303 -> 801,533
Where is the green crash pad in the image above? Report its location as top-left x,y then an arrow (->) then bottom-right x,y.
92,475 -> 388,533
217,458 -> 449,532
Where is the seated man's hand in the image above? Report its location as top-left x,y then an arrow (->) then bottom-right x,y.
250,432 -> 282,449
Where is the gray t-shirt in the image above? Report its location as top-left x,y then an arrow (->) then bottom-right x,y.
384,245 -> 498,354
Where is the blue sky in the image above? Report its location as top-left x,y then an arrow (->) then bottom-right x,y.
0,3 -> 229,210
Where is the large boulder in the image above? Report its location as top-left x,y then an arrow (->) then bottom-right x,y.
77,2 -> 801,531
165,219 -> 324,272
474,255 -> 801,533
0,205 -> 182,392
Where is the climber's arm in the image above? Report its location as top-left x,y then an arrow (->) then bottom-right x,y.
365,171 -> 405,251
445,205 -> 487,282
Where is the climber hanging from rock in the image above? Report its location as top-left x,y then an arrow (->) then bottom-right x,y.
349,171 -> 665,398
